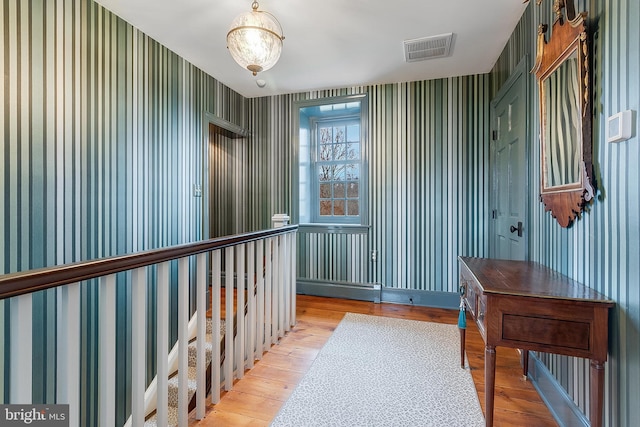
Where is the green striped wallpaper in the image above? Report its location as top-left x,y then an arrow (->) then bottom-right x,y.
4,0 -> 636,425
491,1 -> 640,425
1,0 -> 246,424
247,78 -> 490,292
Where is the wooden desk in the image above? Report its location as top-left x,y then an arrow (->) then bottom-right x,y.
458,257 -> 614,427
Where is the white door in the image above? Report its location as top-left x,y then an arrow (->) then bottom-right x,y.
490,60 -> 528,261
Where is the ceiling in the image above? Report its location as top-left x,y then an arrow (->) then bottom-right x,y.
95,0 -> 528,99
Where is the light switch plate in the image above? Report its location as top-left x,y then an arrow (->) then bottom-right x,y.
193,183 -> 202,197
607,110 -> 633,143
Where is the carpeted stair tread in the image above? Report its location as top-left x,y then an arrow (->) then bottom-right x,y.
143,405 -> 178,427
167,366 -> 198,407
188,340 -> 213,367
144,317 -> 226,427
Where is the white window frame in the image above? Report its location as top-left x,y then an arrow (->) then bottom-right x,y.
293,94 -> 368,226
311,116 -> 362,224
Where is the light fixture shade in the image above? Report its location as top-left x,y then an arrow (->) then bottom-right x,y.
227,2 -> 284,76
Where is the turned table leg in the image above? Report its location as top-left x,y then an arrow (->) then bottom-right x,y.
459,327 -> 466,368
590,360 -> 605,427
485,345 -> 496,427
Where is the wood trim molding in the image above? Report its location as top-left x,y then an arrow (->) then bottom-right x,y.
0,225 -> 297,300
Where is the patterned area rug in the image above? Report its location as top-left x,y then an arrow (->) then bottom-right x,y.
271,313 -> 484,427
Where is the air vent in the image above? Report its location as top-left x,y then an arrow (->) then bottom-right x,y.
403,33 -> 454,62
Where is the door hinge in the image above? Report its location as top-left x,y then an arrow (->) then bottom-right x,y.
492,130 -> 498,140
492,209 -> 497,219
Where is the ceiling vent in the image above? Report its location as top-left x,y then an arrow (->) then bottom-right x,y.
403,33 -> 454,62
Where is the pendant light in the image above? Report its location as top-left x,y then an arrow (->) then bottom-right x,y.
227,1 -> 285,76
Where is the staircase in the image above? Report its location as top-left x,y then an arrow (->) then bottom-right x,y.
144,317 -> 225,427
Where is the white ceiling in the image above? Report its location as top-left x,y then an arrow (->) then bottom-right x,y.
95,0 -> 528,99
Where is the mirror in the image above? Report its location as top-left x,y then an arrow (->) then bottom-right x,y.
532,0 -> 594,227
542,50 -> 581,188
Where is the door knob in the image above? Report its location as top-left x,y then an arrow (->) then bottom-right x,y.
510,221 -> 524,237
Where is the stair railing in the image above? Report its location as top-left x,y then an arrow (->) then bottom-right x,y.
0,225 -> 298,427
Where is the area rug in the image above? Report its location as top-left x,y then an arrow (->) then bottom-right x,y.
271,313 -> 484,427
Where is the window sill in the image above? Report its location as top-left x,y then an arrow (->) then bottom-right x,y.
298,223 -> 370,234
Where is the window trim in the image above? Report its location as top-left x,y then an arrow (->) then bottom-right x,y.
292,94 -> 369,227
311,116 -> 362,224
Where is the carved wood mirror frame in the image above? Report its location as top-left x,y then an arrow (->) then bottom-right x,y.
531,0 -> 594,227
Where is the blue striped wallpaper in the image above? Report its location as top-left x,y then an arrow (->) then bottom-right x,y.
3,0 -> 637,425
492,1 -> 640,425
1,0 -> 246,424
247,78 -> 490,292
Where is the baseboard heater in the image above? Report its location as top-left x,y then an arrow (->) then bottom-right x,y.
527,352 -> 589,427
296,280 -> 459,309
296,279 -> 381,303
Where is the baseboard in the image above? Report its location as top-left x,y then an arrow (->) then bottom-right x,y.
381,288 -> 459,309
296,279 -> 381,303
527,352 -> 589,427
296,281 -> 459,309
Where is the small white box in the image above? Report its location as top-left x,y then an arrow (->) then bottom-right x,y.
607,110 -> 633,143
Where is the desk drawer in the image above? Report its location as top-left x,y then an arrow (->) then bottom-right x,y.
464,280 -> 478,317
460,275 -> 486,336
460,266 -> 476,315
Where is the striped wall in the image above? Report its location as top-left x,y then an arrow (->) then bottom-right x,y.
1,0 -> 247,424
246,79 -> 490,294
297,228 -> 369,283
491,1 -> 640,425
6,0 -> 635,425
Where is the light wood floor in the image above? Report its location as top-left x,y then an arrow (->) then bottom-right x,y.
192,295 -> 558,426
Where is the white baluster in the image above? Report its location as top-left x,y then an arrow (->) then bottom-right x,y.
264,238 -> 272,351
246,241 -> 256,368
291,232 -> 297,326
283,234 -> 290,333
225,247 -> 234,390
131,268 -> 146,427
196,253 -> 207,419
236,244 -> 245,379
272,237 -> 280,343
57,283 -> 79,427
279,234 -> 287,335
178,257 -> 189,427
99,274 -> 116,426
256,240 -> 265,360
211,250 -> 221,404
156,262 -> 170,427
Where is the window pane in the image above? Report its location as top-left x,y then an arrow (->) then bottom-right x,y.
347,181 -> 359,198
333,182 -> 345,198
347,124 -> 360,142
319,200 -> 332,216
347,200 -> 359,216
320,127 -> 332,144
347,144 -> 360,160
318,165 -> 331,181
319,144 -> 332,161
346,164 -> 360,180
333,165 -> 345,180
320,183 -> 331,198
333,200 -> 345,216
334,143 -> 348,160
333,127 -> 345,143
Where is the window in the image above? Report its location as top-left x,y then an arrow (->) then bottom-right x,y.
315,118 -> 361,221
296,95 -> 367,225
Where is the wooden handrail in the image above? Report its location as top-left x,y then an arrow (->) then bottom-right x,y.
0,225 -> 298,300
